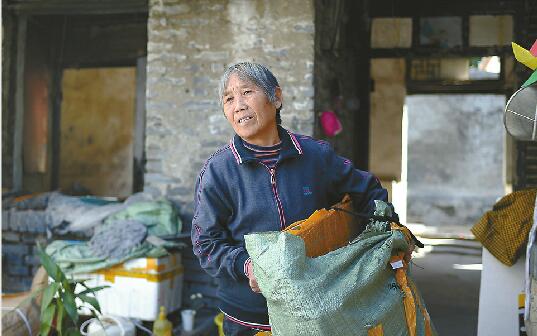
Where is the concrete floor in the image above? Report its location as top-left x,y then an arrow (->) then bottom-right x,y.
410,229 -> 482,336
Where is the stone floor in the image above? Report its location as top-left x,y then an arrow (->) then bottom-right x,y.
410,225 -> 482,336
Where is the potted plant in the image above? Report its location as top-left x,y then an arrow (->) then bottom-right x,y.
36,243 -> 107,336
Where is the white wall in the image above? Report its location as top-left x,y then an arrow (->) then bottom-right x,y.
405,94 -> 505,226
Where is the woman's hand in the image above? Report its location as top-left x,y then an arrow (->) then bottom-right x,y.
245,260 -> 261,293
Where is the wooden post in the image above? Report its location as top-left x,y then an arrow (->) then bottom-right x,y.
133,56 -> 147,192
13,15 -> 27,191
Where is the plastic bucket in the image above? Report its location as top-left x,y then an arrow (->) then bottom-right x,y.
181,309 -> 196,332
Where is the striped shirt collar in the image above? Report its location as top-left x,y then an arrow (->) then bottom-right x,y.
229,126 -> 303,165
242,140 -> 282,152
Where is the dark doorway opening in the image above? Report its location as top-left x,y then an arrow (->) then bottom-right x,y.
8,12 -> 148,196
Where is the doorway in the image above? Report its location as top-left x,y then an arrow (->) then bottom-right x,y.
11,13 -> 147,195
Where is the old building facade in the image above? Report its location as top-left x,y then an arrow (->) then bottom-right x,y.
3,0 -> 537,311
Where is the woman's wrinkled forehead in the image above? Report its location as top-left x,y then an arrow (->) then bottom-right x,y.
219,62 -> 279,106
223,71 -> 257,94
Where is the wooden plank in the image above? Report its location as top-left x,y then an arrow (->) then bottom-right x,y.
370,46 -> 511,58
7,0 -> 148,15
369,0 -> 522,17
407,80 -> 505,94
2,13 -> 16,189
133,57 -> 147,192
49,66 -> 62,190
13,15 -> 27,191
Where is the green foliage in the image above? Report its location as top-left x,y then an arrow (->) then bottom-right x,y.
36,243 -> 108,336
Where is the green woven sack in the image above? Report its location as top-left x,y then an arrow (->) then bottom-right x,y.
245,203 -> 435,336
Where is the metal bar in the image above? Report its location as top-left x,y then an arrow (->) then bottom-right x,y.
532,103 -> 537,140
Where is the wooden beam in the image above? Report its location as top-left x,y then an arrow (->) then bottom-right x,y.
7,1 -> 148,15
369,0 -> 521,17
370,46 -> 512,58
50,69 -> 62,191
406,80 -> 505,94
133,56 -> 147,193
13,15 -> 27,191
60,17 -> 147,68
353,0 -> 371,171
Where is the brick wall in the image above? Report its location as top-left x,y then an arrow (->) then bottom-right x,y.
2,210 -> 47,292
144,0 -> 315,307
144,0 -> 315,213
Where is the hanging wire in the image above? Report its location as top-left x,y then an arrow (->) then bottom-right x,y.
330,206 -> 425,248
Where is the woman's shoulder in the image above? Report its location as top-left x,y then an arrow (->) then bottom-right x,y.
207,143 -> 234,163
199,143 -> 235,177
291,132 -> 333,153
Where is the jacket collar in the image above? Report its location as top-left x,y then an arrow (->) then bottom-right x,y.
229,126 -> 303,164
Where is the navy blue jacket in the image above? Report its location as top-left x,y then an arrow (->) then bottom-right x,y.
191,126 -> 387,325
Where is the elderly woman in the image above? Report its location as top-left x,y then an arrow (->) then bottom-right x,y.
192,62 -> 388,335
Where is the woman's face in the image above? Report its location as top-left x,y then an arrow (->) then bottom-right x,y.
222,73 -> 282,146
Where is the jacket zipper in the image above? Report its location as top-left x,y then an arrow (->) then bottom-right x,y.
263,164 -> 286,230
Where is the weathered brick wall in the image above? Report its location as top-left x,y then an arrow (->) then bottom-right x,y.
144,0 -> 315,214
2,210 -> 47,292
144,0 -> 315,308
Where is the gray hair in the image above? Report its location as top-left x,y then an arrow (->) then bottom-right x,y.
219,62 -> 282,124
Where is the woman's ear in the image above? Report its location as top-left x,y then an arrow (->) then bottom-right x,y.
275,87 -> 283,109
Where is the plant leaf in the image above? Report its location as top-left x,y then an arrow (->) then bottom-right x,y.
60,290 -> 79,325
39,321 -> 52,336
56,266 -> 67,283
67,278 -> 83,287
56,300 -> 65,336
62,278 -> 73,294
78,285 -> 109,296
78,294 -> 101,313
39,303 -> 56,336
36,242 -> 60,282
65,326 -> 82,336
41,282 -> 59,314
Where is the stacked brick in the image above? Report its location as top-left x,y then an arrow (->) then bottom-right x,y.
2,209 -> 47,292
